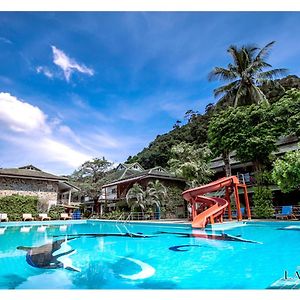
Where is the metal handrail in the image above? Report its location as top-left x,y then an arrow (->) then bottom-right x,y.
117,212 -> 124,221
125,212 -> 132,222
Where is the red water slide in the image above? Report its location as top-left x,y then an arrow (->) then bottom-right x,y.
182,176 -> 249,228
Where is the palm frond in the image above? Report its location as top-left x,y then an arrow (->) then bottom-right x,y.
247,60 -> 272,73
213,80 -> 240,97
208,67 -> 237,81
255,41 -> 276,61
227,45 -> 243,73
257,68 -> 288,80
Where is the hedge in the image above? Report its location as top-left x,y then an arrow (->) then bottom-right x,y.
253,187 -> 275,218
48,205 -> 65,220
0,194 -> 38,221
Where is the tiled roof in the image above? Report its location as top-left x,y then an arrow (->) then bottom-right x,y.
0,166 -> 68,181
103,168 -> 142,183
102,166 -> 185,187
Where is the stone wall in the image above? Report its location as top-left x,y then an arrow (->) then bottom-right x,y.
0,177 -> 59,203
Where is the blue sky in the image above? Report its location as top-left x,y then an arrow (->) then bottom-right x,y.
0,12 -> 300,175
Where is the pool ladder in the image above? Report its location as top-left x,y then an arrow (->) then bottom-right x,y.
117,212 -> 132,223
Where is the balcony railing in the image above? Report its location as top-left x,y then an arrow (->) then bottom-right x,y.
119,212 -> 164,221
236,172 -> 255,185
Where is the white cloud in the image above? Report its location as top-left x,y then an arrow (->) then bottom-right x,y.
85,132 -> 120,149
0,92 -> 138,174
0,92 -> 50,133
36,66 -> 54,79
51,46 -> 94,81
0,92 -> 93,172
0,37 -> 12,44
39,137 -> 91,168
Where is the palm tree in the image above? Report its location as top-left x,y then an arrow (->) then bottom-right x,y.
126,183 -> 147,213
209,41 -> 287,107
147,180 -> 167,208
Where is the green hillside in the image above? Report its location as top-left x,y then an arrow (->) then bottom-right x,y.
126,75 -> 300,169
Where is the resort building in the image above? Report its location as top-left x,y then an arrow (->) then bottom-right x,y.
210,135 -> 300,205
82,163 -> 186,215
0,165 -> 79,207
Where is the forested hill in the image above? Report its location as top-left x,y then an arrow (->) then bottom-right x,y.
126,75 -> 300,169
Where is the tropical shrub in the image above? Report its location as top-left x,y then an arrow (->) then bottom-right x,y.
48,205 -> 65,220
126,183 -> 147,212
0,194 -> 38,221
125,181 -> 168,215
147,180 -> 167,209
272,149 -> 300,193
37,198 -> 49,213
102,209 -> 123,220
253,187 -> 274,218
163,186 -> 185,218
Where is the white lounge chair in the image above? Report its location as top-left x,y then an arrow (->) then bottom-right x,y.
60,213 -> 71,220
38,213 -> 51,221
0,213 -> 8,222
22,214 -> 34,221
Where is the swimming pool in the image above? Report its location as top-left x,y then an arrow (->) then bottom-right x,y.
0,220 -> 299,289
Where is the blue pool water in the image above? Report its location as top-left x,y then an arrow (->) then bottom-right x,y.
0,220 -> 299,289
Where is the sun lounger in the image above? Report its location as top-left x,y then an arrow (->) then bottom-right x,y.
22,213 -> 34,221
60,213 -> 71,220
275,206 -> 296,220
0,213 -> 8,222
38,213 -> 51,221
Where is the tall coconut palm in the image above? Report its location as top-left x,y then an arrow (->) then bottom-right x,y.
209,41 -> 287,107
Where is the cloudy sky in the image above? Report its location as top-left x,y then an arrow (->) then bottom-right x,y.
0,12 -> 300,175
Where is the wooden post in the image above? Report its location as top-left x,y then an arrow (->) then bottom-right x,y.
243,186 -> 251,220
233,184 -> 242,221
192,198 -> 196,220
225,187 -> 232,221
68,190 -> 72,205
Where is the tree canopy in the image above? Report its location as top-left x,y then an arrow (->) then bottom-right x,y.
272,149 -> 300,193
271,89 -> 300,137
70,157 -> 113,201
168,142 -> 214,186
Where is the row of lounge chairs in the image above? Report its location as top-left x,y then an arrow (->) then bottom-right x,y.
222,206 -> 298,220
0,213 -> 72,222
